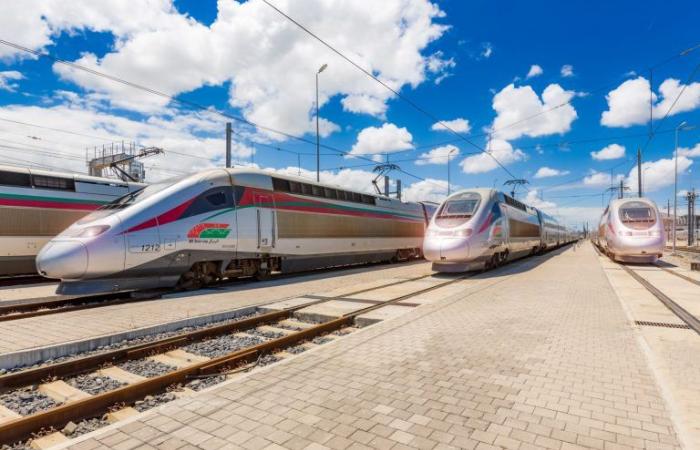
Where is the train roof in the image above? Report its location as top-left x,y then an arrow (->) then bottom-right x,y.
607,196 -> 659,209
0,164 -> 145,187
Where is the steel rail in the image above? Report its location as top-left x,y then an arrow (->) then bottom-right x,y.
593,243 -> 700,335
654,265 -> 700,287
0,273 -> 433,392
0,275 -> 51,288
0,271 -> 466,445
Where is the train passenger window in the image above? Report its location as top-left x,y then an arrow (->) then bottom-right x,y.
0,170 -> 31,187
352,192 -> 362,203
324,188 -> 337,199
32,175 -> 75,191
289,181 -> 302,194
361,194 -> 375,205
271,178 -> 290,192
312,185 -> 323,197
301,183 -> 313,195
339,191 -> 350,201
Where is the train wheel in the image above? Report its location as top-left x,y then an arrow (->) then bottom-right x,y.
178,262 -> 217,290
255,268 -> 272,281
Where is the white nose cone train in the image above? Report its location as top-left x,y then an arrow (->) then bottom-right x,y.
596,197 -> 664,262
424,189 -> 576,272
37,169 -> 437,294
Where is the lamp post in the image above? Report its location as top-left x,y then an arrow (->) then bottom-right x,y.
673,121 -> 694,254
446,147 -> 457,196
315,63 -> 328,182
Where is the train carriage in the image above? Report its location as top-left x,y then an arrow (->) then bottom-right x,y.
424,188 -> 576,272
37,168 -> 433,294
0,165 -> 144,276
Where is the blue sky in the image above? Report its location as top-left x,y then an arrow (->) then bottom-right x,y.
0,0 -> 699,227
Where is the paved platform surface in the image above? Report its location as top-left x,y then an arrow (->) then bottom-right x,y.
599,254 -> 700,448
65,243 -> 683,450
0,262 -> 432,358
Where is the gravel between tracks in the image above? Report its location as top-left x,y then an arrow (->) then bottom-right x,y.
66,374 -> 125,395
3,311 -> 260,373
117,359 -> 175,378
184,334 -> 264,358
0,386 -> 58,415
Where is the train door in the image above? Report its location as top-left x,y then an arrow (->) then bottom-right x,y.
255,193 -> 275,250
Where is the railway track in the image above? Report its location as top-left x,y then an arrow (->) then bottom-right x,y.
594,244 -> 700,335
0,275 -> 52,288
0,270 -> 465,447
0,259 -> 425,323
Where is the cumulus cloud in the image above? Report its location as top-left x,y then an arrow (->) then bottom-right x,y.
415,144 -> 459,165
431,118 -> 470,133
402,178 -> 448,203
3,0 -> 450,139
524,189 -> 556,208
481,42 -> 493,59
526,64 -> 543,78
533,166 -> 569,178
627,156 -> 693,192
678,142 -> 700,158
560,65 -> 574,78
590,143 -> 625,161
0,98 -> 255,181
490,83 -> 578,140
348,123 -> 413,157
459,139 -> 525,174
0,71 -> 24,92
601,76 -> 700,127
583,171 -> 624,187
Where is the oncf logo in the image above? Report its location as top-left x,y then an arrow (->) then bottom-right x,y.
187,223 -> 231,239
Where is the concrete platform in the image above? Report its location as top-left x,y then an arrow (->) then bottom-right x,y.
62,243 -> 688,450
0,262 -> 433,369
0,282 -> 63,306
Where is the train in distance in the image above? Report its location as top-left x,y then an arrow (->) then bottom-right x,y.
36,168 -> 438,294
595,197 -> 665,263
423,189 -> 578,272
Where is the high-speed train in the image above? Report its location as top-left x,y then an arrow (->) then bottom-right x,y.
37,169 -> 437,294
596,197 -> 664,262
423,189 -> 576,272
0,165 -> 144,276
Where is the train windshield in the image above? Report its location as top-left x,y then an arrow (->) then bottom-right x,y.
74,179 -> 176,225
618,201 -> 656,229
438,192 -> 481,218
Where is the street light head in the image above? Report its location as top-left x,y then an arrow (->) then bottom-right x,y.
318,63 -> 328,74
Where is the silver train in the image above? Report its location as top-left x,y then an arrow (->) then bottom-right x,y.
596,197 -> 664,263
423,189 -> 577,272
36,169 -> 438,294
0,165 -> 144,276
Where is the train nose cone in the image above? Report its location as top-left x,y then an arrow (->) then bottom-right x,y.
36,241 -> 88,279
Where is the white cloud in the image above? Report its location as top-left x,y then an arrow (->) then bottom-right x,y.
583,171 -> 624,187
533,166 -> 569,178
426,51 -> 456,84
526,64 -> 543,78
0,98 -> 255,181
524,189 -> 556,208
627,156 -> 693,192
601,76 -> 700,127
402,178 -> 448,203
560,65 -> 574,78
678,189 -> 689,197
4,0 -> 450,139
415,144 -> 459,165
431,118 -> 470,133
0,71 -> 24,92
678,142 -> 700,158
348,123 -> 413,157
459,139 -> 525,174
481,43 -> 493,59
490,83 -> 578,140
590,143 -> 625,161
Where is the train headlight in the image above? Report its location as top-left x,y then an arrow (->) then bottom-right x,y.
649,230 -> 661,237
78,225 -> 110,238
426,228 -> 439,237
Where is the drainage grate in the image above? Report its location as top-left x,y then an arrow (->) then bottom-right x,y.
635,320 -> 691,329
